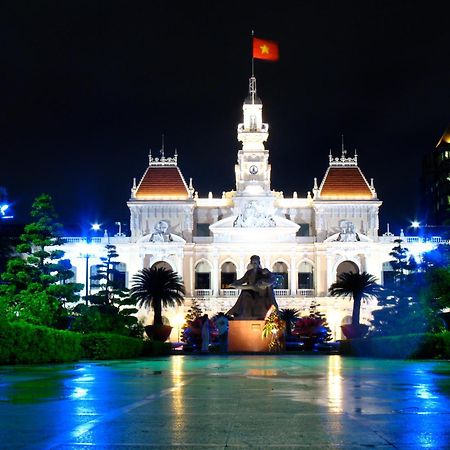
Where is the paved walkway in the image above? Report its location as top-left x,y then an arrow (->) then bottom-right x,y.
1,355 -> 450,449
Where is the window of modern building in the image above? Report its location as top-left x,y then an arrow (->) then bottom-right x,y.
195,261 -> 211,289
298,261 -> 314,289
196,223 -> 210,236
220,261 -> 237,289
272,261 -> 288,289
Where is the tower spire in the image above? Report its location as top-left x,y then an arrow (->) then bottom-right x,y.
341,134 -> 346,157
161,134 -> 165,158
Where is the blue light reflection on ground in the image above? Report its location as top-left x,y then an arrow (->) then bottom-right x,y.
0,356 -> 449,448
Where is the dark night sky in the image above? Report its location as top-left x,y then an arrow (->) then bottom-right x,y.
1,1 -> 449,235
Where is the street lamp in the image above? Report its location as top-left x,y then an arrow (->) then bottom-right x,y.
79,224 -> 101,305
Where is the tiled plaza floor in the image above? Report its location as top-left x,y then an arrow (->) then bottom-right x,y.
1,355 -> 450,449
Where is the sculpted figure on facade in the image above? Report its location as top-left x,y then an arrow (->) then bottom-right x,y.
227,255 -> 278,319
149,220 -> 173,243
233,201 -> 276,228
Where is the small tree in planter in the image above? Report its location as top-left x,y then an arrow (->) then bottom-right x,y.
292,301 -> 332,350
181,298 -> 203,348
130,267 -> 185,342
329,271 -> 383,338
279,308 -> 300,340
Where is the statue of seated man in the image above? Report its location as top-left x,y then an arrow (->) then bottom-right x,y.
227,255 -> 278,320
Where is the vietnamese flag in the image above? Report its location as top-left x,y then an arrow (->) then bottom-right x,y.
253,37 -> 279,61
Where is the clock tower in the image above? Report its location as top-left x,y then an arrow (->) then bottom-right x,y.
235,77 -> 272,196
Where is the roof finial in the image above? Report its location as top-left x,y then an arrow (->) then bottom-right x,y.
161,134 -> 165,158
148,148 -> 152,164
341,134 -> 346,158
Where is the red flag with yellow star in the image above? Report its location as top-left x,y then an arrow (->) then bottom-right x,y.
253,37 -> 279,61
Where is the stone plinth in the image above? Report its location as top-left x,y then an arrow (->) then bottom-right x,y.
228,320 -> 271,352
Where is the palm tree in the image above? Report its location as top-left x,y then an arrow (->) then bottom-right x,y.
279,308 -> 300,338
329,271 -> 383,326
130,267 -> 185,326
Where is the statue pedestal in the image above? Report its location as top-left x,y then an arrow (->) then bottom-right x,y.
228,320 -> 271,352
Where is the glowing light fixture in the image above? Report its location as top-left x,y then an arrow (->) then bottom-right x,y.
91,223 -> 101,231
411,220 -> 420,229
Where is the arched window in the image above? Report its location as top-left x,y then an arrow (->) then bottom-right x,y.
151,261 -> 173,271
382,261 -> 394,286
272,261 -> 288,289
113,262 -> 127,289
221,262 -> 237,289
195,261 -> 211,290
336,261 -> 359,280
298,261 -> 314,290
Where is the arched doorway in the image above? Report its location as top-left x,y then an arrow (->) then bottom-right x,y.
298,261 -> 314,290
195,261 -> 211,290
272,261 -> 288,289
151,261 -> 173,271
336,261 -> 359,280
220,261 -> 237,289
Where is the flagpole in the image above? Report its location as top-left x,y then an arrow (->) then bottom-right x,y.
251,29 -> 254,77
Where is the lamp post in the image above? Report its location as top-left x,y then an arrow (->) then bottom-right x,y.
79,224 -> 101,305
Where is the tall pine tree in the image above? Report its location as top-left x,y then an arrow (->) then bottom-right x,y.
0,194 -> 82,327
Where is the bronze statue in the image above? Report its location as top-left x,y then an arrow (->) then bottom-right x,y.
227,255 -> 278,320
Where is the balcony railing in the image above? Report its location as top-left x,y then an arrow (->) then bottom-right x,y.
274,289 -> 289,297
195,289 -> 213,297
220,289 -> 239,297
297,289 -> 315,297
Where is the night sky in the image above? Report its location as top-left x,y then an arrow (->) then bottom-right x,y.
1,1 -> 449,235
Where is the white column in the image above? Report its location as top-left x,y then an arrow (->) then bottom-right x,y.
289,256 -> 297,296
212,256 -> 219,296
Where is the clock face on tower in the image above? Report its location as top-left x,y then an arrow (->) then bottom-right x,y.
249,165 -> 258,175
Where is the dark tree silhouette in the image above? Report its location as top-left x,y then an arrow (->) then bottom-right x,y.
329,271 -> 383,326
130,267 -> 185,326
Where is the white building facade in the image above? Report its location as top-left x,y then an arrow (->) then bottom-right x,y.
62,77 -> 440,341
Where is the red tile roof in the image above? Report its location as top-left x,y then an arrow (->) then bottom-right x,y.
135,166 -> 189,200
319,167 -> 373,199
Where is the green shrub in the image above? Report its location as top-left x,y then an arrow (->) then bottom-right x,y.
141,339 -> 172,357
81,333 -> 143,360
0,321 -> 82,364
340,332 -> 450,359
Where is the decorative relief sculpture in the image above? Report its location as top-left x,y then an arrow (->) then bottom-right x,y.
325,220 -> 371,243
149,220 -> 173,243
233,201 -> 276,228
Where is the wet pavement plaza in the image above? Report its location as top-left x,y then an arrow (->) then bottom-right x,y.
1,355 -> 450,449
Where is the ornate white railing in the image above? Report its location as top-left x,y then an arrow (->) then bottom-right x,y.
274,289 -> 289,297
195,289 -> 213,297
297,289 -> 315,297
220,289 -> 239,297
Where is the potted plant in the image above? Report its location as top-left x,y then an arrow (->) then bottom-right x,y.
130,267 -> 185,342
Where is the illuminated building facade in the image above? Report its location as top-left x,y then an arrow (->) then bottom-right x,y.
62,77 -> 442,340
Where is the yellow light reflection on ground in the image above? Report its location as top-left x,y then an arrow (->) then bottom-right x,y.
327,355 -> 343,414
170,355 -> 185,416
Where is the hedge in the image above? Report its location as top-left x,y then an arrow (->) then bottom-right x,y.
81,333 -> 144,360
340,332 -> 450,359
0,321 -> 82,364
